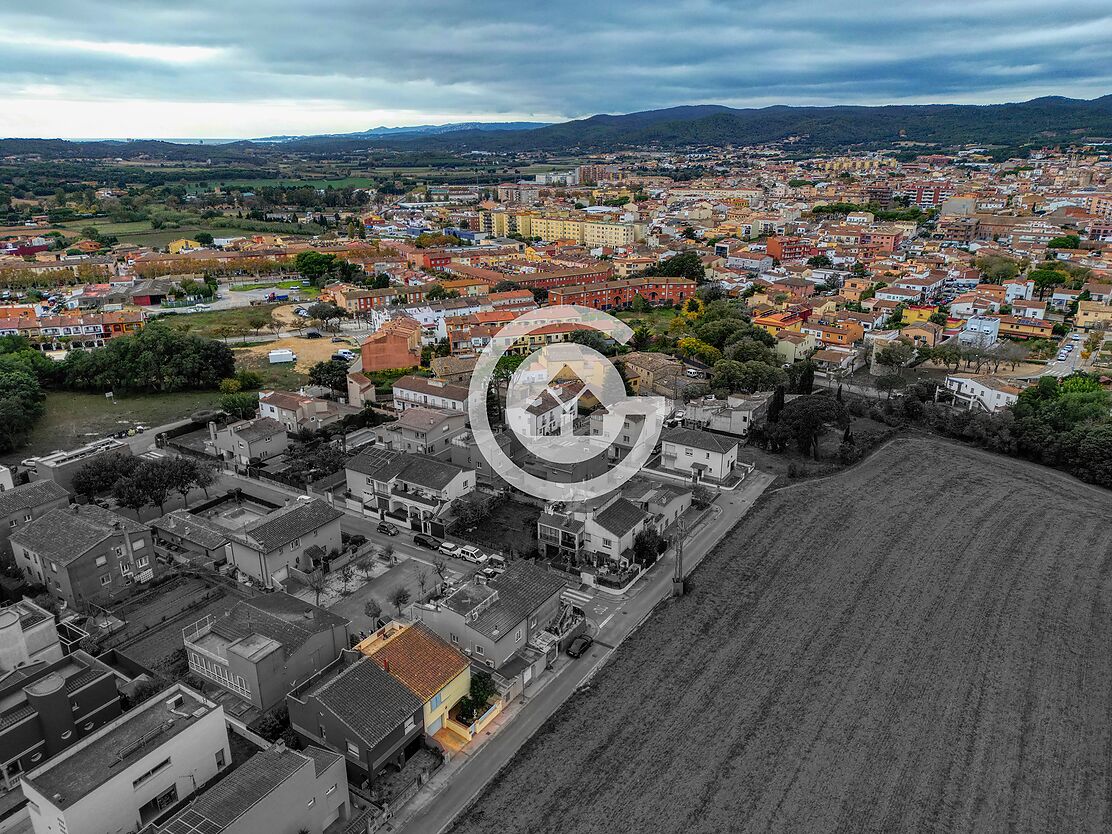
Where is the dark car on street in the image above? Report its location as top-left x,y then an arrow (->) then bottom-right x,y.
566,634 -> 594,658
377,521 -> 399,536
413,533 -> 442,549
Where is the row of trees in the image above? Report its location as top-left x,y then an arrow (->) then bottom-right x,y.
72,452 -> 218,516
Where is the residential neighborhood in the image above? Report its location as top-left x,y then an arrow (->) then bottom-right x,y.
1,7 -> 1112,832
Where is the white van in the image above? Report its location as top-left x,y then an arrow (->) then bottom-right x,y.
268,348 -> 297,364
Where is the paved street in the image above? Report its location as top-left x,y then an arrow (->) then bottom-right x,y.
391,469 -> 775,834
1040,330 -> 1086,377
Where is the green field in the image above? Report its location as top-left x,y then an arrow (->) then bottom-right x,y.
58,218 -> 267,248
616,307 -> 681,333
2,390 -> 220,464
233,347 -> 308,389
150,304 -> 288,338
215,176 -> 380,190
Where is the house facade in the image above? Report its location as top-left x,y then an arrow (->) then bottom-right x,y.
659,427 -> 740,482
183,593 -> 349,711
11,505 -> 155,610
287,654 -> 424,788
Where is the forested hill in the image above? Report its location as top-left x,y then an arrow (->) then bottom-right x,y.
397,95 -> 1112,152
3,95 -> 1112,159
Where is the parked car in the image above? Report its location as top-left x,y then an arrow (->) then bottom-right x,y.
486,554 -> 506,571
1072,333 -> 1082,341
377,521 -> 399,536
566,635 -> 594,658
302,329 -> 323,339
1057,351 -> 1068,361
331,336 -> 347,343
459,545 -> 487,564
478,567 -> 501,582
414,533 -> 442,550
439,541 -> 462,557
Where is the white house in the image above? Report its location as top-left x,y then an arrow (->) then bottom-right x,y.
21,686 -> 229,834
345,448 -> 475,530
392,376 -> 469,413
659,427 -> 739,482
227,498 -> 344,588
945,374 -> 1022,413
958,315 -> 1000,348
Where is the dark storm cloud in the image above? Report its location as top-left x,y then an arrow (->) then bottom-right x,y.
1,0 -> 1111,124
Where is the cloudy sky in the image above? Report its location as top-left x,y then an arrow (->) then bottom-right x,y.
1,0 -> 1111,138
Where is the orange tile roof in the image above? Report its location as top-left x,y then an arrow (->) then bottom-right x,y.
365,623 -> 469,702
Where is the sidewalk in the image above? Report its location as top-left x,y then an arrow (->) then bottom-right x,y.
385,663 -> 568,830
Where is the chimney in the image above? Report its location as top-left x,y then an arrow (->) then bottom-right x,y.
382,658 -> 389,674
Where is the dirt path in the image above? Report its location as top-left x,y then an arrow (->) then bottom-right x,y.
452,438 -> 1112,834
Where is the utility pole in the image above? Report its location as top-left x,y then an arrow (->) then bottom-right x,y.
672,519 -> 687,597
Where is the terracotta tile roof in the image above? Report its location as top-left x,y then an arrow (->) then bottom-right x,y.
364,623 -> 469,702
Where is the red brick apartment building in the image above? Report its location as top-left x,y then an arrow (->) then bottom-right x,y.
548,277 -> 696,309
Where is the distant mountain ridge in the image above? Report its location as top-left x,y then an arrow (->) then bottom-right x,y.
382,95 -> 1112,152
4,96 -> 1112,160
254,121 -> 550,142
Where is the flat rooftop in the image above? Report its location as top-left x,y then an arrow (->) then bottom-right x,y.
25,688 -> 212,809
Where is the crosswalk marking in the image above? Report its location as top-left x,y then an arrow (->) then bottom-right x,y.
561,588 -> 594,606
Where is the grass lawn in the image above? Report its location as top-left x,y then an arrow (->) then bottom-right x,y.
229,280 -> 310,292
616,307 -> 680,334
152,304 -> 285,338
1,389 -> 220,464
234,346 -> 308,389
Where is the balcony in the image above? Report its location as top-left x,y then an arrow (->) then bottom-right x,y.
187,656 -> 251,700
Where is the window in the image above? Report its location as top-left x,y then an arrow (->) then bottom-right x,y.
84,721 -> 94,730
602,538 -> 612,548
450,633 -> 458,644
307,798 -> 316,808
430,692 -> 442,710
346,741 -> 358,757
22,513 -> 31,522
326,784 -> 337,796
120,562 -> 133,573
215,749 -> 226,768
530,616 -> 538,628
8,519 -> 15,528
515,629 -> 522,642
685,448 -> 693,456
100,575 -> 111,586
136,556 -> 149,568
61,730 -> 71,739
473,644 -> 484,656
50,562 -> 57,573
132,538 -> 146,550
133,758 -> 172,789
319,725 -> 327,742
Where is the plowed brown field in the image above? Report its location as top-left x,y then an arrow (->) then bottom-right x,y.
452,438 -> 1112,834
